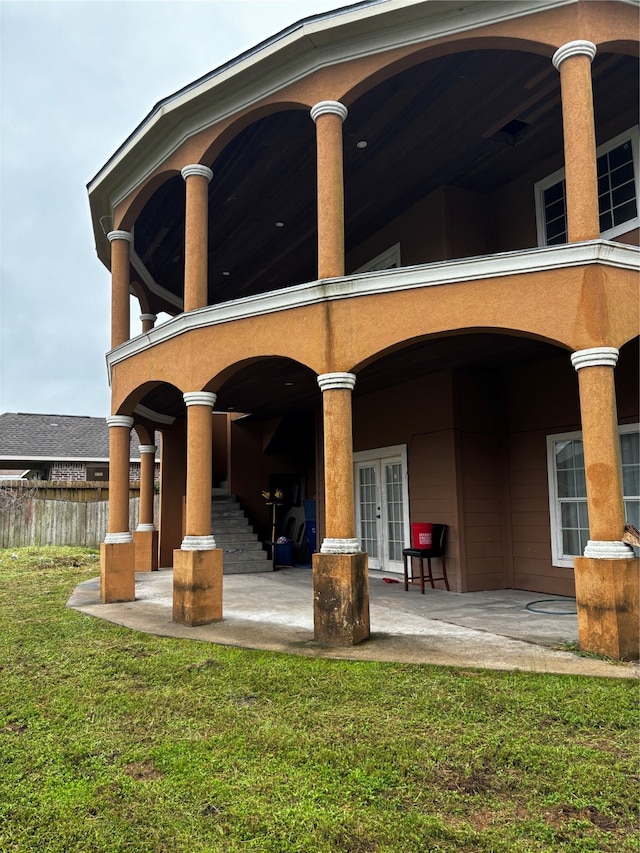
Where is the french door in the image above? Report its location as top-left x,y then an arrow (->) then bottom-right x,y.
354,445 -> 410,573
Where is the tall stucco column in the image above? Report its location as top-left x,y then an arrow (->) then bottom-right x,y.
134,444 -> 158,572
310,101 -> 348,279
100,415 -> 135,602
552,41 -> 599,242
140,313 -> 156,333
173,391 -> 222,625
107,230 -> 132,348
312,372 -> 369,645
181,165 -> 213,312
571,347 -> 638,660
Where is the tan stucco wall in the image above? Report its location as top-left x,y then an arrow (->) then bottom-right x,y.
110,264 -> 639,414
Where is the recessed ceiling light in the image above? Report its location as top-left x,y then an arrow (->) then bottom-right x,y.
356,140 -> 368,149
222,271 -> 231,276
275,221 -> 285,228
284,382 -> 294,386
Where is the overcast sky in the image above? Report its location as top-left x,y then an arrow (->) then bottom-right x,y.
0,0 -> 347,418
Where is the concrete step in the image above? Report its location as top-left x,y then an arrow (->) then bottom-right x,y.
209,494 -> 272,574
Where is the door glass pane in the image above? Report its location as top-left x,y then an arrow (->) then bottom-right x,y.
385,463 -> 404,561
358,466 -> 378,558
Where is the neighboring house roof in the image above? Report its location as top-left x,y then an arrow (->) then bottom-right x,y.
0,413 -> 157,464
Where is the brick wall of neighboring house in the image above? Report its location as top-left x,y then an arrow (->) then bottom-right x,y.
50,463 -> 86,481
43,461 -> 158,483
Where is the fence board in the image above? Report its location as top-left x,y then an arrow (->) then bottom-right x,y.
0,498 -> 141,549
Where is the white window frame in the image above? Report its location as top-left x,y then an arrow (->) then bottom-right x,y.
535,126 -> 639,247
547,422 -> 640,568
353,243 -> 401,274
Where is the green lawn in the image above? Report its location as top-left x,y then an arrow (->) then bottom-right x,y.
0,547 -> 638,853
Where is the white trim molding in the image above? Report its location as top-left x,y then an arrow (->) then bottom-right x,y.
138,444 -> 157,455
552,40 -> 596,70
106,415 -> 134,429
181,164 -> 213,182
583,540 -> 635,559
136,523 -> 157,532
139,313 -> 157,323
181,534 -> 217,551
183,391 -> 217,408
310,100 -> 348,123
107,230 -> 133,244
571,347 -> 619,371
318,372 -> 356,392
104,532 -> 134,545
320,537 -> 361,555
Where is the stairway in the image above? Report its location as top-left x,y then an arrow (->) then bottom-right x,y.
211,493 -> 273,574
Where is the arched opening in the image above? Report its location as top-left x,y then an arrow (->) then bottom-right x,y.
350,331 -> 582,592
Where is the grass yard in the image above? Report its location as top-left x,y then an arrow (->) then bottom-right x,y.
0,547 -> 638,853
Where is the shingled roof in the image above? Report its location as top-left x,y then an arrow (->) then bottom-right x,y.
0,413 -> 152,462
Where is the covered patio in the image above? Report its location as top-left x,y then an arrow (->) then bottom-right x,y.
67,568 -> 637,678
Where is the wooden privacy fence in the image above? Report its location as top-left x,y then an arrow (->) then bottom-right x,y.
0,481 -> 144,549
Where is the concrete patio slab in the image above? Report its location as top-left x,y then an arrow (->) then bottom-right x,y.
67,567 -> 639,679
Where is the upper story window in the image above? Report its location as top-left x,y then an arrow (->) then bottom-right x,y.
353,243 -> 401,274
535,127 -> 639,246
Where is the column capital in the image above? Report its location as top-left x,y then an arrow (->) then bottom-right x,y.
552,40 -> 596,70
183,391 -> 217,408
138,444 -> 157,455
310,100 -> 348,124
317,372 -> 356,392
571,347 -> 619,371
106,415 -> 134,429
107,229 -> 133,244
139,313 -> 157,323
181,164 -> 213,182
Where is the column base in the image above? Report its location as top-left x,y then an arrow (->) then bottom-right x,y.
312,551 -> 370,645
100,541 -> 135,603
133,529 -> 159,572
173,548 -> 223,626
574,555 -> 639,660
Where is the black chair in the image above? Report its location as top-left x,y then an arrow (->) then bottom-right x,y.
402,524 -> 449,593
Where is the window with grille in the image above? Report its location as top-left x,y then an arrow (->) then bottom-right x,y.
547,424 -> 640,567
535,127 -> 639,246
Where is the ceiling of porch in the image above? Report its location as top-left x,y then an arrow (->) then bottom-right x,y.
133,48 -> 638,316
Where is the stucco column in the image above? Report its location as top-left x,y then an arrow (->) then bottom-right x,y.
571,348 -> 631,557
173,391 -> 222,626
107,230 -> 132,348
181,164 -> 213,312
181,391 -> 216,550
552,41 -> 599,242
101,415 -> 135,603
317,372 -> 360,554
140,313 -> 156,333
311,101 -> 348,279
105,416 -> 134,543
134,443 -> 158,572
571,347 -> 638,661
312,372 -> 369,646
